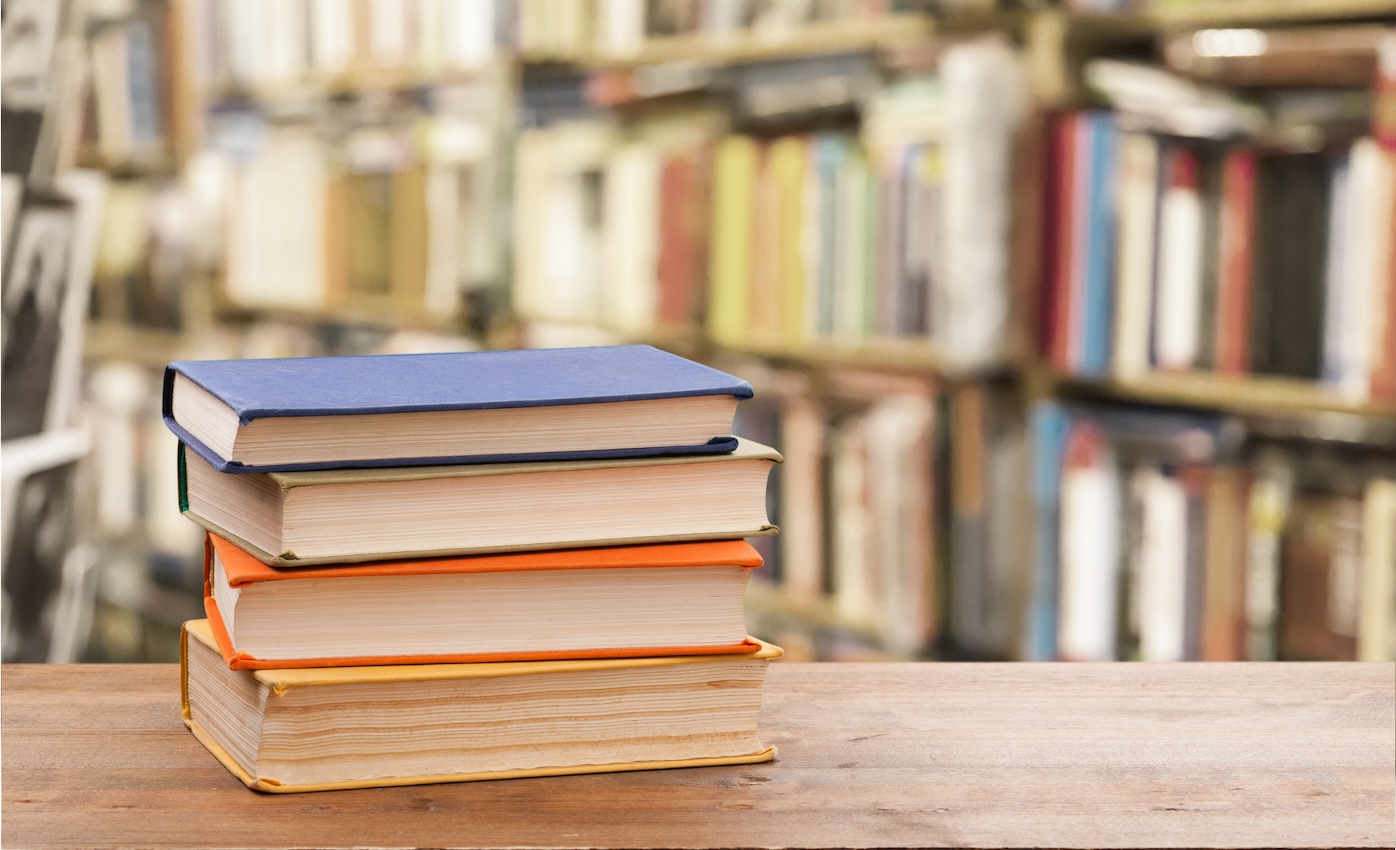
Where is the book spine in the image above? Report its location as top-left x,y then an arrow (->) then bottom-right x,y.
1057,422 -> 1121,661
1112,131 -> 1159,380
1079,112 -> 1117,377
707,136 -> 757,347
1153,146 -> 1202,372
1214,147 -> 1257,376
1025,401 -> 1070,661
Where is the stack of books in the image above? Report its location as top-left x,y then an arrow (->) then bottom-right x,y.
165,344 -> 783,793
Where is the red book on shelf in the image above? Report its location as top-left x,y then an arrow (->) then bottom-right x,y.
1215,148 -> 1258,376
1200,466 -> 1249,661
656,147 -> 709,329
1042,115 -> 1078,367
1374,28 -> 1396,151
1371,161 -> 1396,403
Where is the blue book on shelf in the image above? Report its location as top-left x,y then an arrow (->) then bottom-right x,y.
163,345 -> 753,473
1024,401 -> 1072,661
1080,112 -> 1118,377
811,134 -> 848,338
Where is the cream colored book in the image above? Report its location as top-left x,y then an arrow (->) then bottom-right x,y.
179,438 -> 781,567
181,619 -> 782,793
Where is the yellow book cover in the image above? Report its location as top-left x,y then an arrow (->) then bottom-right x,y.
708,136 -> 758,347
181,619 -> 782,793
768,136 -> 809,348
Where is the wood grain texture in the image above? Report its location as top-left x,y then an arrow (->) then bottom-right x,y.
3,662 -> 1393,850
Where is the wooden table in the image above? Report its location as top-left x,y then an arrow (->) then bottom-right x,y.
4,662 -> 1393,849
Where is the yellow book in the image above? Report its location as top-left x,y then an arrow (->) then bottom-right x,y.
1359,478 -> 1396,661
707,136 -> 758,347
182,619 -> 782,793
768,136 -> 808,348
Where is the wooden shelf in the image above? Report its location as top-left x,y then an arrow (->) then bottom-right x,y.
521,15 -> 934,69
74,150 -> 179,179
84,322 -> 189,368
1052,370 -> 1396,420
203,64 -> 502,107
1147,0 -> 1396,29
712,337 -> 1012,378
212,298 -> 468,335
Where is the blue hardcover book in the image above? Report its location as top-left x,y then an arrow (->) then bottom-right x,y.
163,345 -> 754,473
1080,112 -> 1118,376
1024,401 -> 1071,662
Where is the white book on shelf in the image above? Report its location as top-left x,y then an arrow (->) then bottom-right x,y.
1245,452 -> 1294,661
221,0 -> 260,87
603,143 -> 660,334
1112,131 -> 1159,379
831,417 -> 876,627
939,41 -> 1027,368
778,393 -> 826,607
1321,153 -> 1359,396
90,24 -> 133,162
310,0 -> 354,75
867,395 -> 936,657
1135,466 -> 1188,662
1327,138 -> 1394,400
262,0 -> 309,83
441,0 -> 497,68
1327,497 -> 1363,640
512,130 -> 550,320
424,164 -> 464,316
224,130 -> 327,311
1058,431 -> 1121,662
368,0 -> 412,66
415,0 -> 445,70
595,0 -> 644,57
1153,150 -> 1203,371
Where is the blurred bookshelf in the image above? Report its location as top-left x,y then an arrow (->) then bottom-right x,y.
1051,371 -> 1396,423
518,13 -> 934,68
3,0 -> 1394,664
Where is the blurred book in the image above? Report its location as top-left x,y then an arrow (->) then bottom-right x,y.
1160,25 -> 1386,89
1039,105 -> 1396,402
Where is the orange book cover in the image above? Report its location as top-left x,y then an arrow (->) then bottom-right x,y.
203,534 -> 765,670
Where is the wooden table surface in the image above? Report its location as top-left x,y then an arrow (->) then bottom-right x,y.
3,662 -> 1393,850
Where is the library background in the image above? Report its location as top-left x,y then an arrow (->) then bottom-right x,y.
2,0 -> 1394,665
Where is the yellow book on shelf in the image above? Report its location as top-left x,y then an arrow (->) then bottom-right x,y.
768,136 -> 808,348
181,619 -> 782,793
1359,478 -> 1396,661
708,135 -> 758,347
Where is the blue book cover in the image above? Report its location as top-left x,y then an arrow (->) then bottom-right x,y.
811,134 -> 848,337
164,345 -> 754,473
1024,401 -> 1071,661
1080,112 -> 1118,376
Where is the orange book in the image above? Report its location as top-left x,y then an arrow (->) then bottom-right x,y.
203,533 -> 764,670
